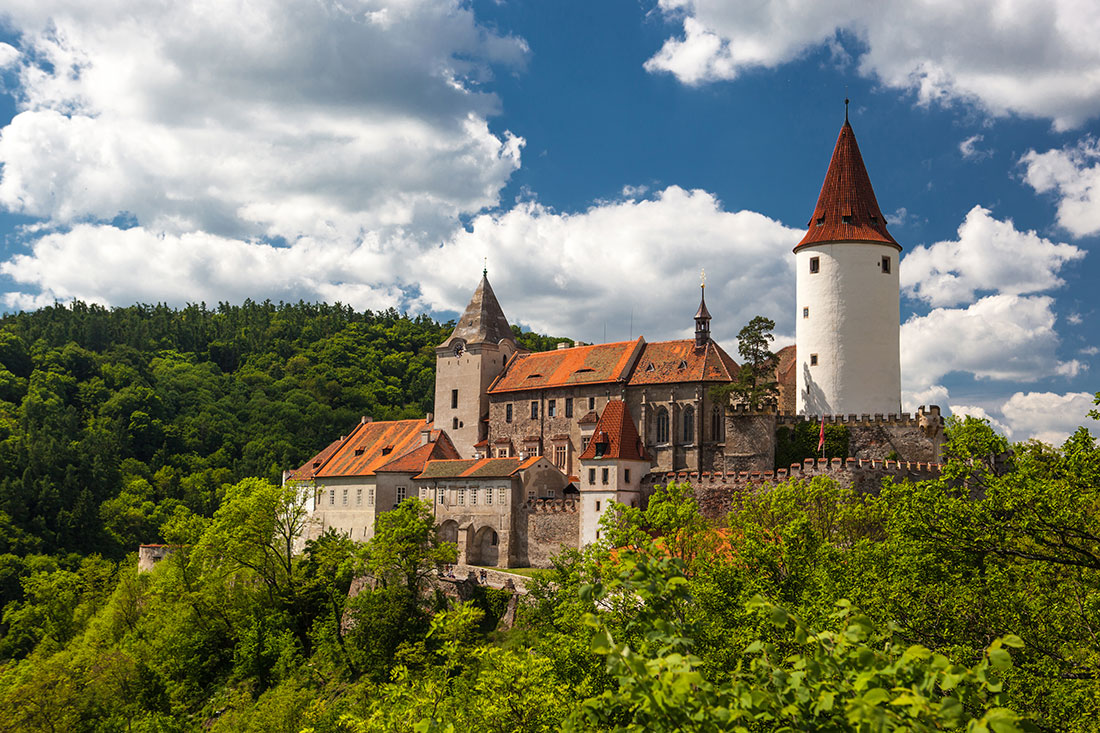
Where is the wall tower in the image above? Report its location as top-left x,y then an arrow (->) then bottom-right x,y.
795,107 -> 902,416
435,272 -> 518,457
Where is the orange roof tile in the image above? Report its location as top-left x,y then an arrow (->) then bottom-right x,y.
416,455 -> 546,480
796,119 -> 900,251
376,433 -> 461,474
627,339 -> 739,386
314,419 -> 429,478
578,400 -> 650,461
488,338 -> 644,393
287,438 -> 343,482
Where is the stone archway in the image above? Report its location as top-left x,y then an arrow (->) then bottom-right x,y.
438,519 -> 459,546
469,526 -> 499,567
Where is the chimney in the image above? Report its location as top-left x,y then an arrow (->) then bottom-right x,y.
557,342 -> 568,350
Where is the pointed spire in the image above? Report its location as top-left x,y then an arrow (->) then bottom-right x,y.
441,272 -> 516,347
694,272 -> 711,349
795,112 -> 900,251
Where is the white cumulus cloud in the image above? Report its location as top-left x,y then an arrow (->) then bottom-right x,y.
900,206 -> 1084,307
901,294 -> 1081,390
1000,391 -> 1097,444
646,0 -> 1100,129
1021,139 -> 1100,237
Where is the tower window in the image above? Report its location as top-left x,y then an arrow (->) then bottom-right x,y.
588,468 -> 596,484
803,307 -> 809,319
451,389 -> 458,409
810,354 -> 818,366
881,256 -> 891,274
588,397 -> 595,410
816,216 -> 825,226
624,468 -> 631,483
506,403 -> 513,423
809,256 -> 820,274
601,468 -> 609,485
452,417 -> 459,430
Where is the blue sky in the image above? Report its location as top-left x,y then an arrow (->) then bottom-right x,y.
0,0 -> 1097,442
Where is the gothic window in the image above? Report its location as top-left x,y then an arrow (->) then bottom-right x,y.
656,407 -> 670,443
711,405 -> 723,441
683,406 -> 695,444
554,445 -> 566,469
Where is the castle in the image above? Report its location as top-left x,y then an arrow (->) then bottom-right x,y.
286,114 -> 945,567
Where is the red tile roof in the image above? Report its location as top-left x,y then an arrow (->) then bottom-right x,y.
314,419 -> 429,478
577,410 -> 600,425
488,338 -> 644,393
286,438 -> 343,482
416,455 -> 545,480
796,119 -> 900,251
376,432 -> 461,474
578,400 -> 650,461
627,339 -> 739,385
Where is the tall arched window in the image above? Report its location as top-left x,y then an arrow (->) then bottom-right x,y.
656,407 -> 670,443
711,405 -> 723,441
683,405 -> 695,444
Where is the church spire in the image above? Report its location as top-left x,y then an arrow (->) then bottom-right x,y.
795,111 -> 900,251
694,269 -> 711,349
441,272 -> 516,348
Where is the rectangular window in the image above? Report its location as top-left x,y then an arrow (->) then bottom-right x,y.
367,487 -> 375,506
329,489 -> 335,506
595,500 -> 601,512
548,399 -> 556,417
342,488 -> 348,506
486,488 -> 493,505
588,468 -> 596,484
601,468 -> 609,485
803,307 -> 809,318
565,397 -> 573,418
588,397 -> 595,410
530,401 -> 538,419
810,353 -> 818,366
437,488 -> 445,505
810,256 -> 820,274
881,255 -> 891,274
497,448 -> 507,458
420,487 -> 428,500
554,445 -> 566,469
505,403 -> 513,423
527,491 -> 535,500
396,486 -> 406,503
471,488 -> 478,505
499,487 -> 508,505
546,489 -> 555,498
624,469 -> 631,483
356,488 -> 362,505
451,389 -> 458,409
582,436 -> 590,450
457,489 -> 465,505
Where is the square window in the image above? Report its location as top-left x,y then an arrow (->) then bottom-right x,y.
506,403 -> 512,423
810,354 -> 818,366
810,256 -> 820,274
530,401 -> 538,419
803,307 -> 809,318
881,255 -> 891,274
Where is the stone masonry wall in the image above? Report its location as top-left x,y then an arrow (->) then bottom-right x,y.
775,405 -> 944,464
643,457 -> 944,520
513,497 -> 580,568
722,409 -> 777,473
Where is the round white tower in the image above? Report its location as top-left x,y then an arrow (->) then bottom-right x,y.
795,110 -> 902,416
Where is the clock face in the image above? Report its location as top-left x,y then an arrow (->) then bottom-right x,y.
453,342 -> 465,357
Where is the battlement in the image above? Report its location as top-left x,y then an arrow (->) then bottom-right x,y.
642,456 -> 943,488
523,497 -> 579,513
775,404 -> 942,429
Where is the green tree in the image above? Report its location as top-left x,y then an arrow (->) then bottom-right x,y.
713,315 -> 778,411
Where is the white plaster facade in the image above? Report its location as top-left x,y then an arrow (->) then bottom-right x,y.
795,241 -> 901,416
577,458 -> 648,546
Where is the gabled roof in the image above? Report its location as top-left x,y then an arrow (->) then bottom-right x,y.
440,273 -> 517,348
286,438 -> 343,482
488,338 -> 645,393
416,455 -> 544,480
627,339 -> 739,386
796,118 -> 900,251
375,432 -> 461,474
314,419 -> 429,478
577,410 -> 601,425
578,400 -> 649,462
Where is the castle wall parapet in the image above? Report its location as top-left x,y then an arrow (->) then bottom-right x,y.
523,497 -> 578,513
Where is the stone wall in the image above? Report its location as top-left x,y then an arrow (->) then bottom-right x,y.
776,405 -> 944,463
138,544 -> 177,572
513,497 -> 580,568
643,457 -> 944,519
722,408 -> 777,472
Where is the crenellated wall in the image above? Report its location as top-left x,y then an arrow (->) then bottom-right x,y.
512,497 -> 580,568
642,456 -> 944,519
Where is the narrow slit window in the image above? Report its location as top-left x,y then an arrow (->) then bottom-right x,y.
881,255 -> 891,274
810,354 -> 818,366
803,307 -> 809,319
810,256 -> 820,274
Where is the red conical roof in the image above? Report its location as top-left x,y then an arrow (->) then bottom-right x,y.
795,119 -> 900,251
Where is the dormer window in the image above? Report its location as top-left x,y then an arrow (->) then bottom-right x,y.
354,448 -> 365,456
842,215 -> 853,224
645,363 -> 655,372
677,360 -> 687,370
816,216 -> 825,226
381,446 -> 393,456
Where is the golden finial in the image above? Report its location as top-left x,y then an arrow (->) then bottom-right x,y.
483,256 -> 487,277
700,268 -> 706,289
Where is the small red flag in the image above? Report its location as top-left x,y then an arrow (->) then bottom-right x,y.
817,415 -> 826,454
